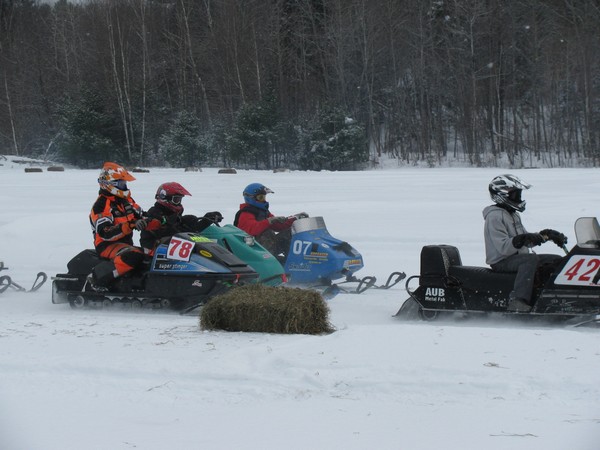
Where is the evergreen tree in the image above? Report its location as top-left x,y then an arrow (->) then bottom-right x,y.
158,111 -> 205,167
300,107 -> 368,171
56,87 -> 119,168
225,95 -> 280,169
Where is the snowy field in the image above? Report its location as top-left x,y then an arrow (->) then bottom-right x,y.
0,156 -> 599,450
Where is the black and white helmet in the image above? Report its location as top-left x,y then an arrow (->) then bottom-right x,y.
489,174 -> 531,212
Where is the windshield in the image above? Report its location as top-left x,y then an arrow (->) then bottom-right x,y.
574,217 -> 600,247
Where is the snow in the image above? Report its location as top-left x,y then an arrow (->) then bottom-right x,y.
0,156 -> 599,450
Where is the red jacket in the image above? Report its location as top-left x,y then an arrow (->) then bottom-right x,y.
234,203 -> 295,237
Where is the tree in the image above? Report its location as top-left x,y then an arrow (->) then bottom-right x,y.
225,94 -> 281,169
300,105 -> 368,170
158,110 -> 205,167
56,86 -> 119,168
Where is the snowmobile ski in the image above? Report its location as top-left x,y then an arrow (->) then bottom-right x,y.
0,262 -> 47,293
325,271 -> 406,295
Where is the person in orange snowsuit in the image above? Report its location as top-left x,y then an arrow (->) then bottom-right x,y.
88,162 -> 153,289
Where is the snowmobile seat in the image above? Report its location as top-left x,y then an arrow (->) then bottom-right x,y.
448,265 -> 517,294
419,245 -> 462,287
67,249 -> 102,275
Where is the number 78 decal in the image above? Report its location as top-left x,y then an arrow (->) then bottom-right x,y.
166,237 -> 195,262
555,255 -> 600,286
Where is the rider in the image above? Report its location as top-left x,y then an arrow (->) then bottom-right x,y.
89,162 -> 149,290
139,182 -> 223,254
483,174 -> 567,312
234,183 -> 307,261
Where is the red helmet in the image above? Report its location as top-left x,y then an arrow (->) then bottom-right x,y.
98,162 -> 135,198
155,182 -> 191,213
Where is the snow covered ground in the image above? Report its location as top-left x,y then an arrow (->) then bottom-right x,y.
0,156 -> 599,450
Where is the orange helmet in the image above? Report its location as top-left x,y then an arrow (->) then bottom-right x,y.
98,162 -> 135,198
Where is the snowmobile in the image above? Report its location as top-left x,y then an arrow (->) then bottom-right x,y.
0,261 -> 47,294
200,216 -> 404,297
395,217 -> 600,327
200,224 -> 287,286
51,232 -> 258,312
282,216 -> 405,296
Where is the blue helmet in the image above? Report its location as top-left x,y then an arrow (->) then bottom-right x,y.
243,183 -> 273,210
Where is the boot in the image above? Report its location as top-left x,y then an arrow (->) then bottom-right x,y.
87,261 -> 117,292
86,273 -> 108,292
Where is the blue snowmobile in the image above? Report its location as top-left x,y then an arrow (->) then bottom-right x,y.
52,232 -> 258,312
282,216 -> 405,296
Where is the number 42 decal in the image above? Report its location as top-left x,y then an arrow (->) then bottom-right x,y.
167,237 -> 195,262
555,255 -> 600,286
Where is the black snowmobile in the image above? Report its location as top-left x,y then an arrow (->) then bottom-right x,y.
396,217 -> 600,327
52,232 -> 258,312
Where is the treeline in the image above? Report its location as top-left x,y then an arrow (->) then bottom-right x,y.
0,0 -> 599,169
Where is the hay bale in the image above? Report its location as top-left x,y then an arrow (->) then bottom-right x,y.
131,167 -> 149,173
185,167 -> 202,172
218,168 -> 237,174
200,284 -> 334,335
24,167 -> 43,173
47,166 -> 65,172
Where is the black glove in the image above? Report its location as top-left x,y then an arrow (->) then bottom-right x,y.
268,216 -> 287,224
293,212 -> 309,219
180,215 -> 199,231
203,211 -> 223,223
164,214 -> 181,226
133,219 -> 147,231
539,229 -> 568,247
513,233 -> 544,249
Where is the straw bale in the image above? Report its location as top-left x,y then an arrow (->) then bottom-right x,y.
200,284 -> 334,335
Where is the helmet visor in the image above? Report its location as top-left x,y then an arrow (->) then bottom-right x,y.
508,189 -> 522,202
111,179 -> 128,191
169,195 -> 183,205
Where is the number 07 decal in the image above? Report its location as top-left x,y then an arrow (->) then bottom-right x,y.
555,255 -> 600,286
166,237 -> 195,262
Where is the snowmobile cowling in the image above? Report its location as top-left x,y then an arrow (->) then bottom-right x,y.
284,216 -> 364,285
200,224 -> 286,286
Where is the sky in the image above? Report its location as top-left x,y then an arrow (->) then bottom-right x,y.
0,155 -> 599,450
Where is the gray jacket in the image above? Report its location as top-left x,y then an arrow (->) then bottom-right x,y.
482,205 -> 529,265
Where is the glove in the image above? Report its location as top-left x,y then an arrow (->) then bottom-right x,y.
268,216 -> 287,224
180,214 -> 198,229
203,211 -> 223,223
164,214 -> 181,226
133,219 -> 147,231
539,229 -> 568,247
145,218 -> 162,232
512,233 -> 545,249
293,212 -> 309,219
